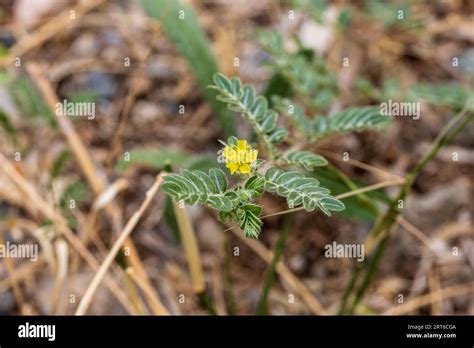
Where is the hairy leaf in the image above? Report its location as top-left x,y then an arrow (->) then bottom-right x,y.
2,73 -> 55,127
313,106 -> 390,139
210,73 -> 287,158
162,169 -> 234,211
237,204 -> 263,239
209,168 -> 228,193
243,174 -> 265,198
260,31 -> 338,112
409,83 -> 472,110
264,167 -> 344,215
286,151 -> 328,171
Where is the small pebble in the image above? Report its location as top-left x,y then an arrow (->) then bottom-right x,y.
146,60 -> 176,82
0,31 -> 16,48
84,72 -> 118,100
0,291 -> 15,314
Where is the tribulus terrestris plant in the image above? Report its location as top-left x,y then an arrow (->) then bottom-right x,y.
160,72 -> 392,238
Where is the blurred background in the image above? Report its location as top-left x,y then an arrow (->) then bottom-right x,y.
0,0 -> 472,315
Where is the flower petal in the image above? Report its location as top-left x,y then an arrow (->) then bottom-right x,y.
224,147 -> 236,162
252,150 -> 258,162
226,162 -> 239,174
237,140 -> 247,150
239,164 -> 251,174
221,138 -> 258,173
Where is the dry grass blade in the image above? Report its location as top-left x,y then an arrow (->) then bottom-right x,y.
383,283 -> 474,315
318,149 -> 405,181
397,216 -> 436,254
0,0 -> 107,68
0,152 -> 137,314
0,257 -> 45,291
25,62 -> 156,309
50,239 -> 69,314
75,174 -> 167,315
173,202 -> 205,294
92,178 -> 129,211
25,62 -> 106,194
126,268 -> 170,315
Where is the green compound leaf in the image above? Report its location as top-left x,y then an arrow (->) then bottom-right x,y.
208,168 -> 227,193
313,106 -> 390,140
408,83 -> 473,110
264,167 -> 344,216
260,31 -> 338,112
243,174 -> 265,198
286,151 -> 328,171
273,96 -> 389,142
237,204 -> 263,239
219,210 -> 235,223
162,168 -> 234,211
210,73 -> 288,158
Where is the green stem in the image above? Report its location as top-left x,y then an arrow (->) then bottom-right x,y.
223,233 -> 236,315
347,235 -> 389,314
256,214 -> 293,315
198,291 -> 217,315
326,162 -> 379,216
341,106 -> 473,314
338,261 -> 363,314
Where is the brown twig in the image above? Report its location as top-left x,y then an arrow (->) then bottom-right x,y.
318,149 -> 405,181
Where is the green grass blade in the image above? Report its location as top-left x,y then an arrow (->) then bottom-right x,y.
140,0 -> 235,135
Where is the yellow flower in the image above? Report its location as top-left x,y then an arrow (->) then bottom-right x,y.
223,139 -> 258,175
